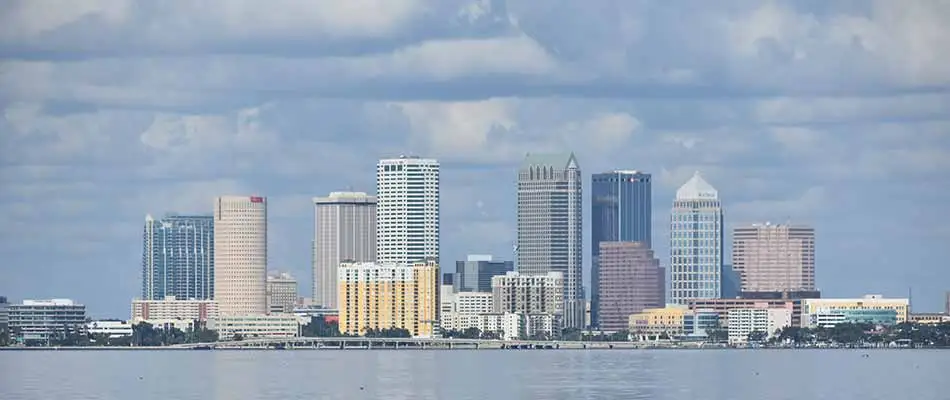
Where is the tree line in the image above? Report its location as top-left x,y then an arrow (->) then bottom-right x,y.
0,322 -> 219,347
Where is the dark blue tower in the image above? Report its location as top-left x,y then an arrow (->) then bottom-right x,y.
590,170 -> 652,328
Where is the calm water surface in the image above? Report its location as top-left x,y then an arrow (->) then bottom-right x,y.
1,349 -> 946,399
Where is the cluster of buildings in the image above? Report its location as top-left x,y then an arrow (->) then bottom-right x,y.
2,152 -> 950,345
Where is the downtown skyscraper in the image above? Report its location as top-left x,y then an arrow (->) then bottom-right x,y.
214,195 -> 268,316
312,191 -> 376,309
732,223 -> 816,293
670,172 -> 723,304
517,153 -> 584,329
590,170 -> 652,328
376,156 -> 440,264
142,214 -> 214,300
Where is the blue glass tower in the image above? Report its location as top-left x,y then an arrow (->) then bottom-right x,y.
142,214 -> 215,300
590,170 -> 652,328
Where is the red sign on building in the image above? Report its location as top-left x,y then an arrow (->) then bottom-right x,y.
250,196 -> 263,203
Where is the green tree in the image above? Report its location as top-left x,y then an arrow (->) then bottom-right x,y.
301,318 -> 342,337
0,328 -> 10,346
559,327 -> 582,341
49,324 -> 89,346
747,330 -> 767,343
480,330 -> 502,340
608,330 -> 630,342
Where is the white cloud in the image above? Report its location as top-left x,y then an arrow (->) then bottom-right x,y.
562,112 -> 640,152
363,35 -> 559,79
0,0 -> 426,45
771,126 -> 820,151
395,98 -> 521,162
0,0 -> 129,37
730,186 -> 827,224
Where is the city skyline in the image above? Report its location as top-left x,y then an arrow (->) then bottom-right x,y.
2,2 -> 948,317
4,158 -> 948,318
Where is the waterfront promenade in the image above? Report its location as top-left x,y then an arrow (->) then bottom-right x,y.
0,337 -> 710,350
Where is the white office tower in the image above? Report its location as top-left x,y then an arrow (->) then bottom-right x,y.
732,223 -> 816,292
670,172 -> 723,305
376,156 -> 440,264
312,192 -> 376,309
214,195 -> 268,316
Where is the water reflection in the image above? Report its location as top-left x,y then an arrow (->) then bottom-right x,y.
1,349 -> 948,400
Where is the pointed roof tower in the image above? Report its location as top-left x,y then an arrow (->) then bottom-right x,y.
521,152 -> 579,170
675,171 -> 718,200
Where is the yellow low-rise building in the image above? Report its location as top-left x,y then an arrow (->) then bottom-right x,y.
629,305 -> 691,337
802,295 -> 909,325
337,259 -> 438,337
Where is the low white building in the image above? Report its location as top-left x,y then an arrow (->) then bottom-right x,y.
209,315 -> 299,340
455,292 -> 493,314
441,312 -> 559,340
86,320 -> 133,338
139,319 -> 203,332
131,297 -> 218,322
727,308 -> 792,345
442,312 -> 521,340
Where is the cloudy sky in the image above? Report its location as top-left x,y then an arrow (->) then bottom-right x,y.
1,0 -> 948,317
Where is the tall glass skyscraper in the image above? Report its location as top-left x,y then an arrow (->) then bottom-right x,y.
670,172 -> 723,304
590,170 -> 652,328
142,214 -> 214,300
517,152 -> 584,329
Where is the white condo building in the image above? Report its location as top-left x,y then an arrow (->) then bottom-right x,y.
312,192 -> 376,310
376,157 -> 440,264
727,307 -> 792,344
214,195 -> 268,316
670,172 -> 724,304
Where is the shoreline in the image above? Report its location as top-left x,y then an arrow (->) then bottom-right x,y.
2,345 -> 945,351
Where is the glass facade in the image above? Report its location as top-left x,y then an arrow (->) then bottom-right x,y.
591,171 -> 652,328
721,264 -> 740,299
684,310 -> 720,337
142,215 -> 215,300
812,308 -> 898,327
454,259 -> 514,293
670,172 -> 723,305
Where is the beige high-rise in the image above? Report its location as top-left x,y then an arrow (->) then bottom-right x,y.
313,192 -> 376,310
732,223 -> 815,293
214,195 -> 268,316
